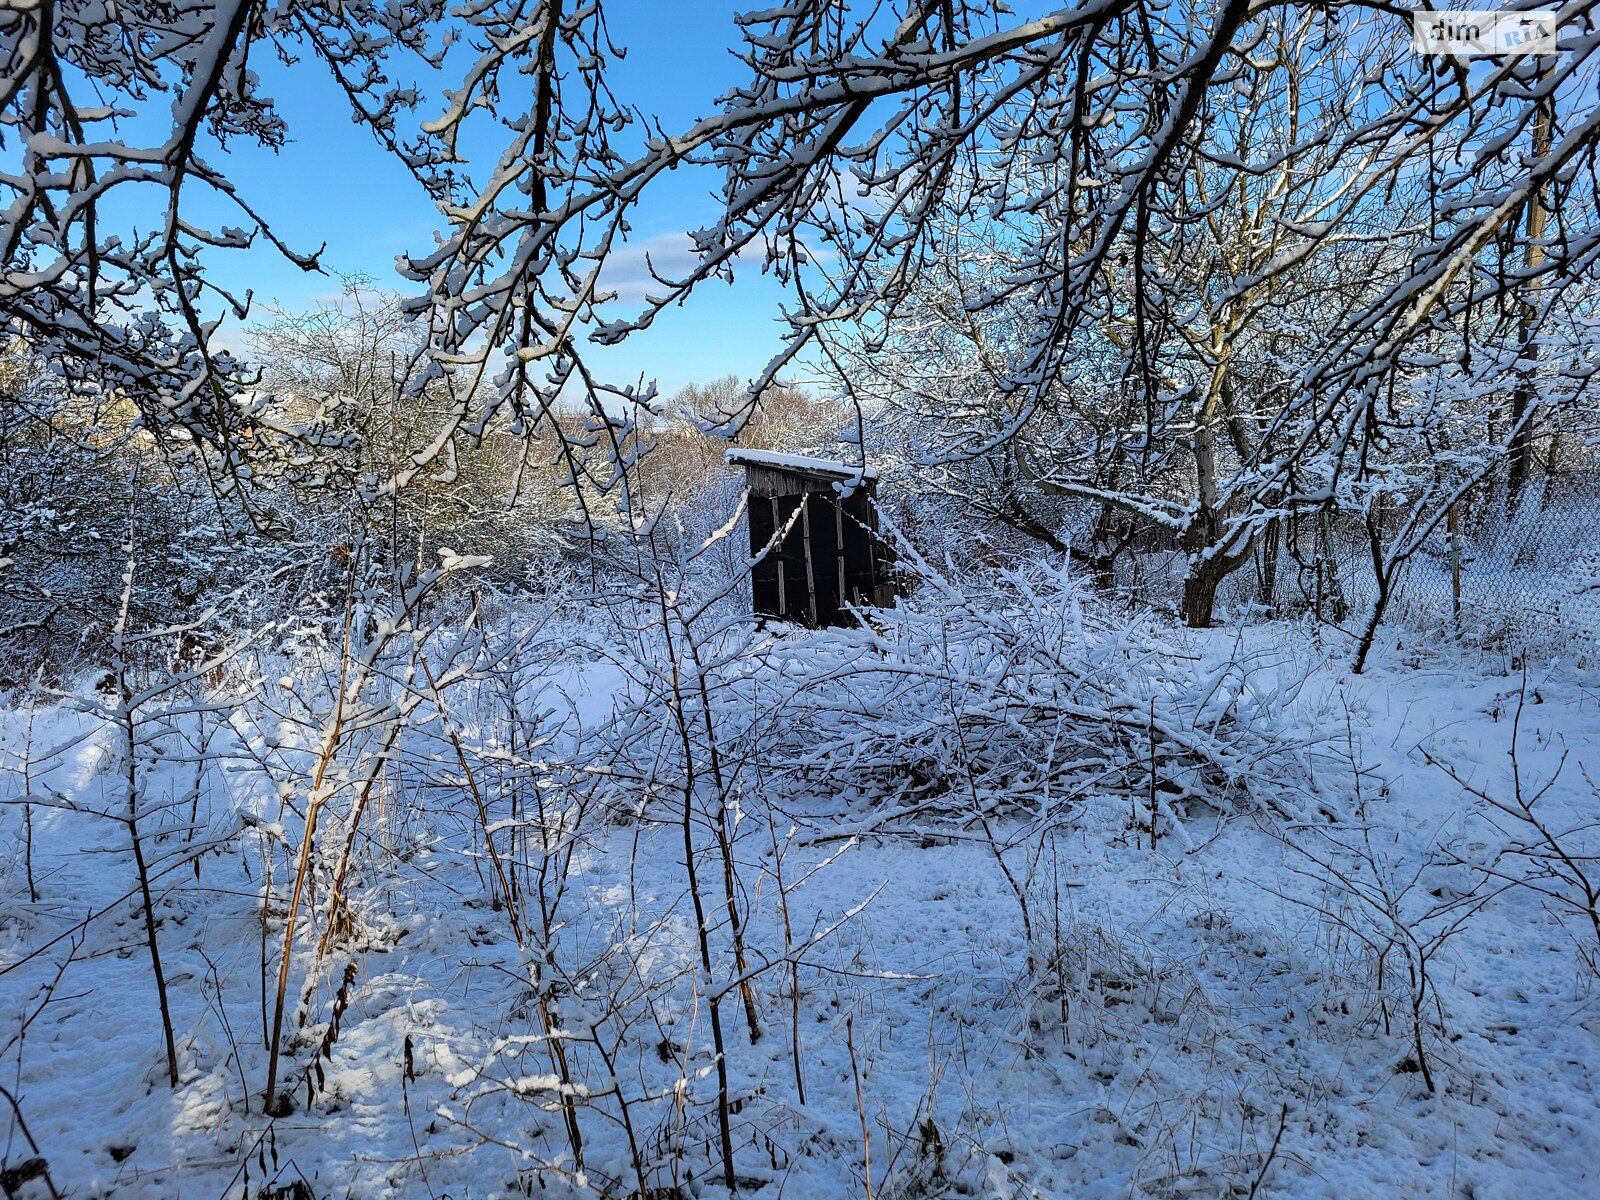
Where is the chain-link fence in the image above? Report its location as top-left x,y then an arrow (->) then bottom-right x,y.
1115,461 -> 1600,660
1389,469 -> 1600,657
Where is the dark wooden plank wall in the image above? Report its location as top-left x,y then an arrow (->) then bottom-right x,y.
747,481 -> 893,626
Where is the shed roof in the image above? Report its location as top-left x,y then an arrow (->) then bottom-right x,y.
724,447 -> 879,482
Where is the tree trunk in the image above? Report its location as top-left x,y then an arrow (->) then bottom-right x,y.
1183,366 -> 1230,628
1508,85 -> 1552,514
1257,517 -> 1280,611
1181,556 -> 1224,627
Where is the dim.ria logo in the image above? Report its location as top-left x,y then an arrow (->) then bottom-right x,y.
1412,9 -> 1560,56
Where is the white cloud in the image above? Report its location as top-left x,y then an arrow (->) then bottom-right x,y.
592,229 -> 834,308
595,230 -> 749,306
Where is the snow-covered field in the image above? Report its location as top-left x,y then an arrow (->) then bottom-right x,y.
2,612 -> 1597,1200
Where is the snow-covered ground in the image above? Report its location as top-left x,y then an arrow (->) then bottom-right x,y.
1,618 -> 1597,1199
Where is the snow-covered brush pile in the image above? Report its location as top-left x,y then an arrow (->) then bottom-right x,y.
747,563 -> 1350,833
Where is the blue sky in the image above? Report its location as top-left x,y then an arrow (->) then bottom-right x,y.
204,3 -> 800,400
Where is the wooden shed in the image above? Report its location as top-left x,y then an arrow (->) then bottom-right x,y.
727,448 -> 896,627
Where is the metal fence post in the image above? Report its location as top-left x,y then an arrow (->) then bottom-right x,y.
1448,500 -> 1462,625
